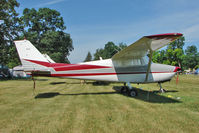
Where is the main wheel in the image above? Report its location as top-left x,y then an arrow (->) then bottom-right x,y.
121,86 -> 128,94
129,89 -> 138,97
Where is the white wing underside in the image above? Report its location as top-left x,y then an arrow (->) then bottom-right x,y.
112,33 -> 182,67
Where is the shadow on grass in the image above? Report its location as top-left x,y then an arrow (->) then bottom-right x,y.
53,81 -> 110,86
152,90 -> 178,93
35,92 -> 60,98
34,86 -> 181,103
35,91 -> 117,99
35,89 -> 180,104
92,81 -> 110,86
113,86 -> 181,103
50,82 -> 66,85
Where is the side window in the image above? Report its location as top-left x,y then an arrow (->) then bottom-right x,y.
113,56 -> 149,67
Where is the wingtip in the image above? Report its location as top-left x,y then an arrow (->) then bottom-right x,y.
145,33 -> 183,38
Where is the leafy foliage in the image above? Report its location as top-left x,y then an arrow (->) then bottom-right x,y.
0,3 -> 73,67
152,50 -> 166,64
20,8 -> 73,63
84,52 -> 92,62
183,45 -> 199,70
40,31 -> 73,63
152,37 -> 199,70
94,42 -> 127,60
22,8 -> 66,35
165,37 -> 185,68
152,37 -> 184,68
0,0 -> 22,67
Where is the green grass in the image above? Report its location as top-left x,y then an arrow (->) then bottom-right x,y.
0,75 -> 199,133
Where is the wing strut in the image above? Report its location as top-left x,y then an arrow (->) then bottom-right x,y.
145,42 -> 153,82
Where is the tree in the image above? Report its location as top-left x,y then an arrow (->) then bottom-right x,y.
40,31 -> 73,63
118,42 -> 127,50
94,48 -> 105,60
164,36 -> 185,68
152,36 -> 187,69
0,0 -> 22,67
22,8 -> 66,39
94,42 -> 127,60
152,50 -> 166,64
84,52 -> 92,62
20,8 -> 73,63
183,45 -> 199,70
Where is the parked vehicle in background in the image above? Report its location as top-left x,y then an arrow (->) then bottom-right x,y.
12,65 -> 29,78
0,64 -> 12,79
195,68 -> 199,75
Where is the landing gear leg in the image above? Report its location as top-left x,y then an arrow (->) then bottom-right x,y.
158,82 -> 166,93
121,82 -> 138,97
32,71 -> 36,95
120,83 -> 128,94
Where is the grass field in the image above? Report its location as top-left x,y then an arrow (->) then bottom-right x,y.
0,75 -> 199,133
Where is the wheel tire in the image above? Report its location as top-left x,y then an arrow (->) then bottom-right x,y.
129,89 -> 137,97
121,87 -> 128,94
159,88 -> 166,93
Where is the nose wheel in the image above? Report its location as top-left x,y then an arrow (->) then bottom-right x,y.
158,82 -> 166,93
129,89 -> 137,97
121,83 -> 138,97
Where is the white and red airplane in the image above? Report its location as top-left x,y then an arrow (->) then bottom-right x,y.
14,33 -> 182,97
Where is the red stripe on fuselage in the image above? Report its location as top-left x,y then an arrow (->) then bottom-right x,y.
51,71 -> 174,77
24,59 -> 112,71
53,65 -> 111,71
24,59 -> 50,67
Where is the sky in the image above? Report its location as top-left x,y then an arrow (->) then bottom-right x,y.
16,0 -> 199,63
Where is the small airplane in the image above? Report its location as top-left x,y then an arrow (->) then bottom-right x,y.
14,33 -> 182,97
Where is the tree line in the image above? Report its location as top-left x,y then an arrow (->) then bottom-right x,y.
152,37 -> 199,70
84,42 -> 127,62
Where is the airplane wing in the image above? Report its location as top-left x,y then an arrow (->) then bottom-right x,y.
112,33 -> 183,61
112,33 -> 183,81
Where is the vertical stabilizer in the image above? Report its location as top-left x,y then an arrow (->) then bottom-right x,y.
14,40 -> 50,72
43,54 -> 55,63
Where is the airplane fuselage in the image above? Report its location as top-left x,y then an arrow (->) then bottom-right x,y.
25,58 -> 177,84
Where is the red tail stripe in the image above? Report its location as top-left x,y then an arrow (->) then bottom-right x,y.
24,59 -> 50,67
24,59 -> 112,71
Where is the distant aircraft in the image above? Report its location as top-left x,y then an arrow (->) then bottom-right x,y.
14,33 -> 182,97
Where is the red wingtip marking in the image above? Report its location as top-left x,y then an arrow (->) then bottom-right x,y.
145,33 -> 183,38
174,67 -> 181,72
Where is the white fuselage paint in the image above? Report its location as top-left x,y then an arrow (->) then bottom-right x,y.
49,59 -> 176,83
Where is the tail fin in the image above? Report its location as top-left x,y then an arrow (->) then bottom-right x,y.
43,54 -> 55,63
14,40 -> 50,72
